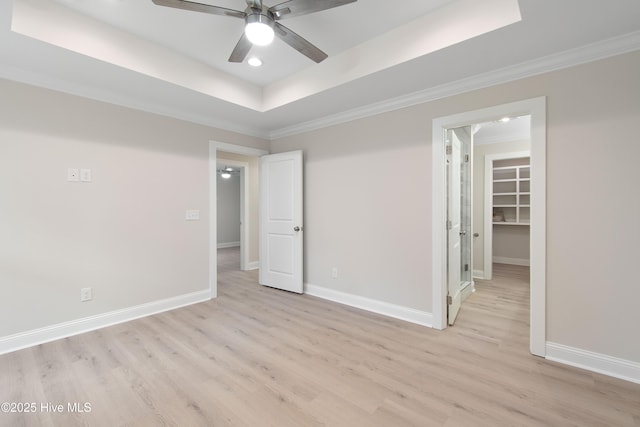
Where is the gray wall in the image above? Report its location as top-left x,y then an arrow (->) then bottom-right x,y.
216,174 -> 241,246
271,51 -> 640,363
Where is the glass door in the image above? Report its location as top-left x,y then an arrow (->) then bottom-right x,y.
455,127 -> 473,286
446,126 -> 473,324
446,126 -> 474,325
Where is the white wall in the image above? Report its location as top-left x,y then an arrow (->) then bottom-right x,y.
216,174 -> 241,247
2,50 -> 640,370
271,51 -> 640,364
0,78 -> 268,340
272,110 -> 433,311
493,226 -> 529,263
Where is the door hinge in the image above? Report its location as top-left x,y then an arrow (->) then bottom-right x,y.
446,145 -> 452,155
464,263 -> 469,272
447,220 -> 452,230
464,154 -> 470,163
447,295 -> 453,305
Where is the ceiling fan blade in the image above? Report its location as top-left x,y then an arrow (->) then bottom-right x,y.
274,22 -> 327,63
152,0 -> 245,19
269,0 -> 357,20
228,33 -> 252,63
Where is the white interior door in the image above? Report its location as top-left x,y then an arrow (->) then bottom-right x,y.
259,151 -> 303,293
447,133 -> 462,325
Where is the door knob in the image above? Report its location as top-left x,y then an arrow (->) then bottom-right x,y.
473,233 -> 479,237
294,226 -> 301,232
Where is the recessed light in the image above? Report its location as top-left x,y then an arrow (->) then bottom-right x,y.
248,57 -> 262,67
499,117 -> 511,123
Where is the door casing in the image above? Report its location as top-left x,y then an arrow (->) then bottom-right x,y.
431,97 -> 546,357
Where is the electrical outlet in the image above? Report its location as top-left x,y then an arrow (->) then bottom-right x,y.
332,267 -> 338,279
80,287 -> 92,302
67,168 -> 79,182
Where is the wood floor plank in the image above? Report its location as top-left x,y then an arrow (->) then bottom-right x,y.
1,254 -> 639,426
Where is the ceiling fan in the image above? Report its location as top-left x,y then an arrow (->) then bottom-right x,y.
151,0 -> 357,63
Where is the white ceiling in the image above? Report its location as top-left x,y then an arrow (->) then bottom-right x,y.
49,0 -> 453,86
1,0 -> 640,139
474,116 -> 530,145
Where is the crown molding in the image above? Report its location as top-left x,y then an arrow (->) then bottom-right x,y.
269,30 -> 640,140
3,29 -> 639,142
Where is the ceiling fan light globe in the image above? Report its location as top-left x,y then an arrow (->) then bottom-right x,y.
245,13 -> 275,46
245,21 -> 274,46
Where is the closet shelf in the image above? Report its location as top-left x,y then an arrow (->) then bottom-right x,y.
492,158 -> 530,225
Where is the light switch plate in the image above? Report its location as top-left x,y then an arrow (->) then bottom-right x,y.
185,210 -> 200,221
80,169 -> 92,182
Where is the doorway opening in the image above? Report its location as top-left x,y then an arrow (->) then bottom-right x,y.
216,158 -> 247,273
432,97 -> 546,356
209,142 -> 268,298
445,118 -> 532,325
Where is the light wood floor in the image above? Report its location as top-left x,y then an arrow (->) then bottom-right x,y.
1,250 -> 639,426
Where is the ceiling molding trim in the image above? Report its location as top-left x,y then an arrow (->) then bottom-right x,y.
269,30 -> 640,140
0,63 -> 271,140
263,0 -> 521,111
11,0 -> 263,111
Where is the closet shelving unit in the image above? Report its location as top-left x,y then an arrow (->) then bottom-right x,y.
492,160 -> 530,225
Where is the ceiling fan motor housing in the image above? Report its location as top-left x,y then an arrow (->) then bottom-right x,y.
244,7 -> 276,45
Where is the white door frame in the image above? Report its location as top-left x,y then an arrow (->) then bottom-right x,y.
209,141 -> 269,298
216,158 -> 249,270
431,97 -> 546,357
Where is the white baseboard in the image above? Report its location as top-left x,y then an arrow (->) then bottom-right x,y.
0,290 -> 211,356
305,284 -> 433,328
493,256 -> 530,266
473,269 -> 485,279
245,261 -> 260,271
217,241 -> 240,249
546,342 -> 640,385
